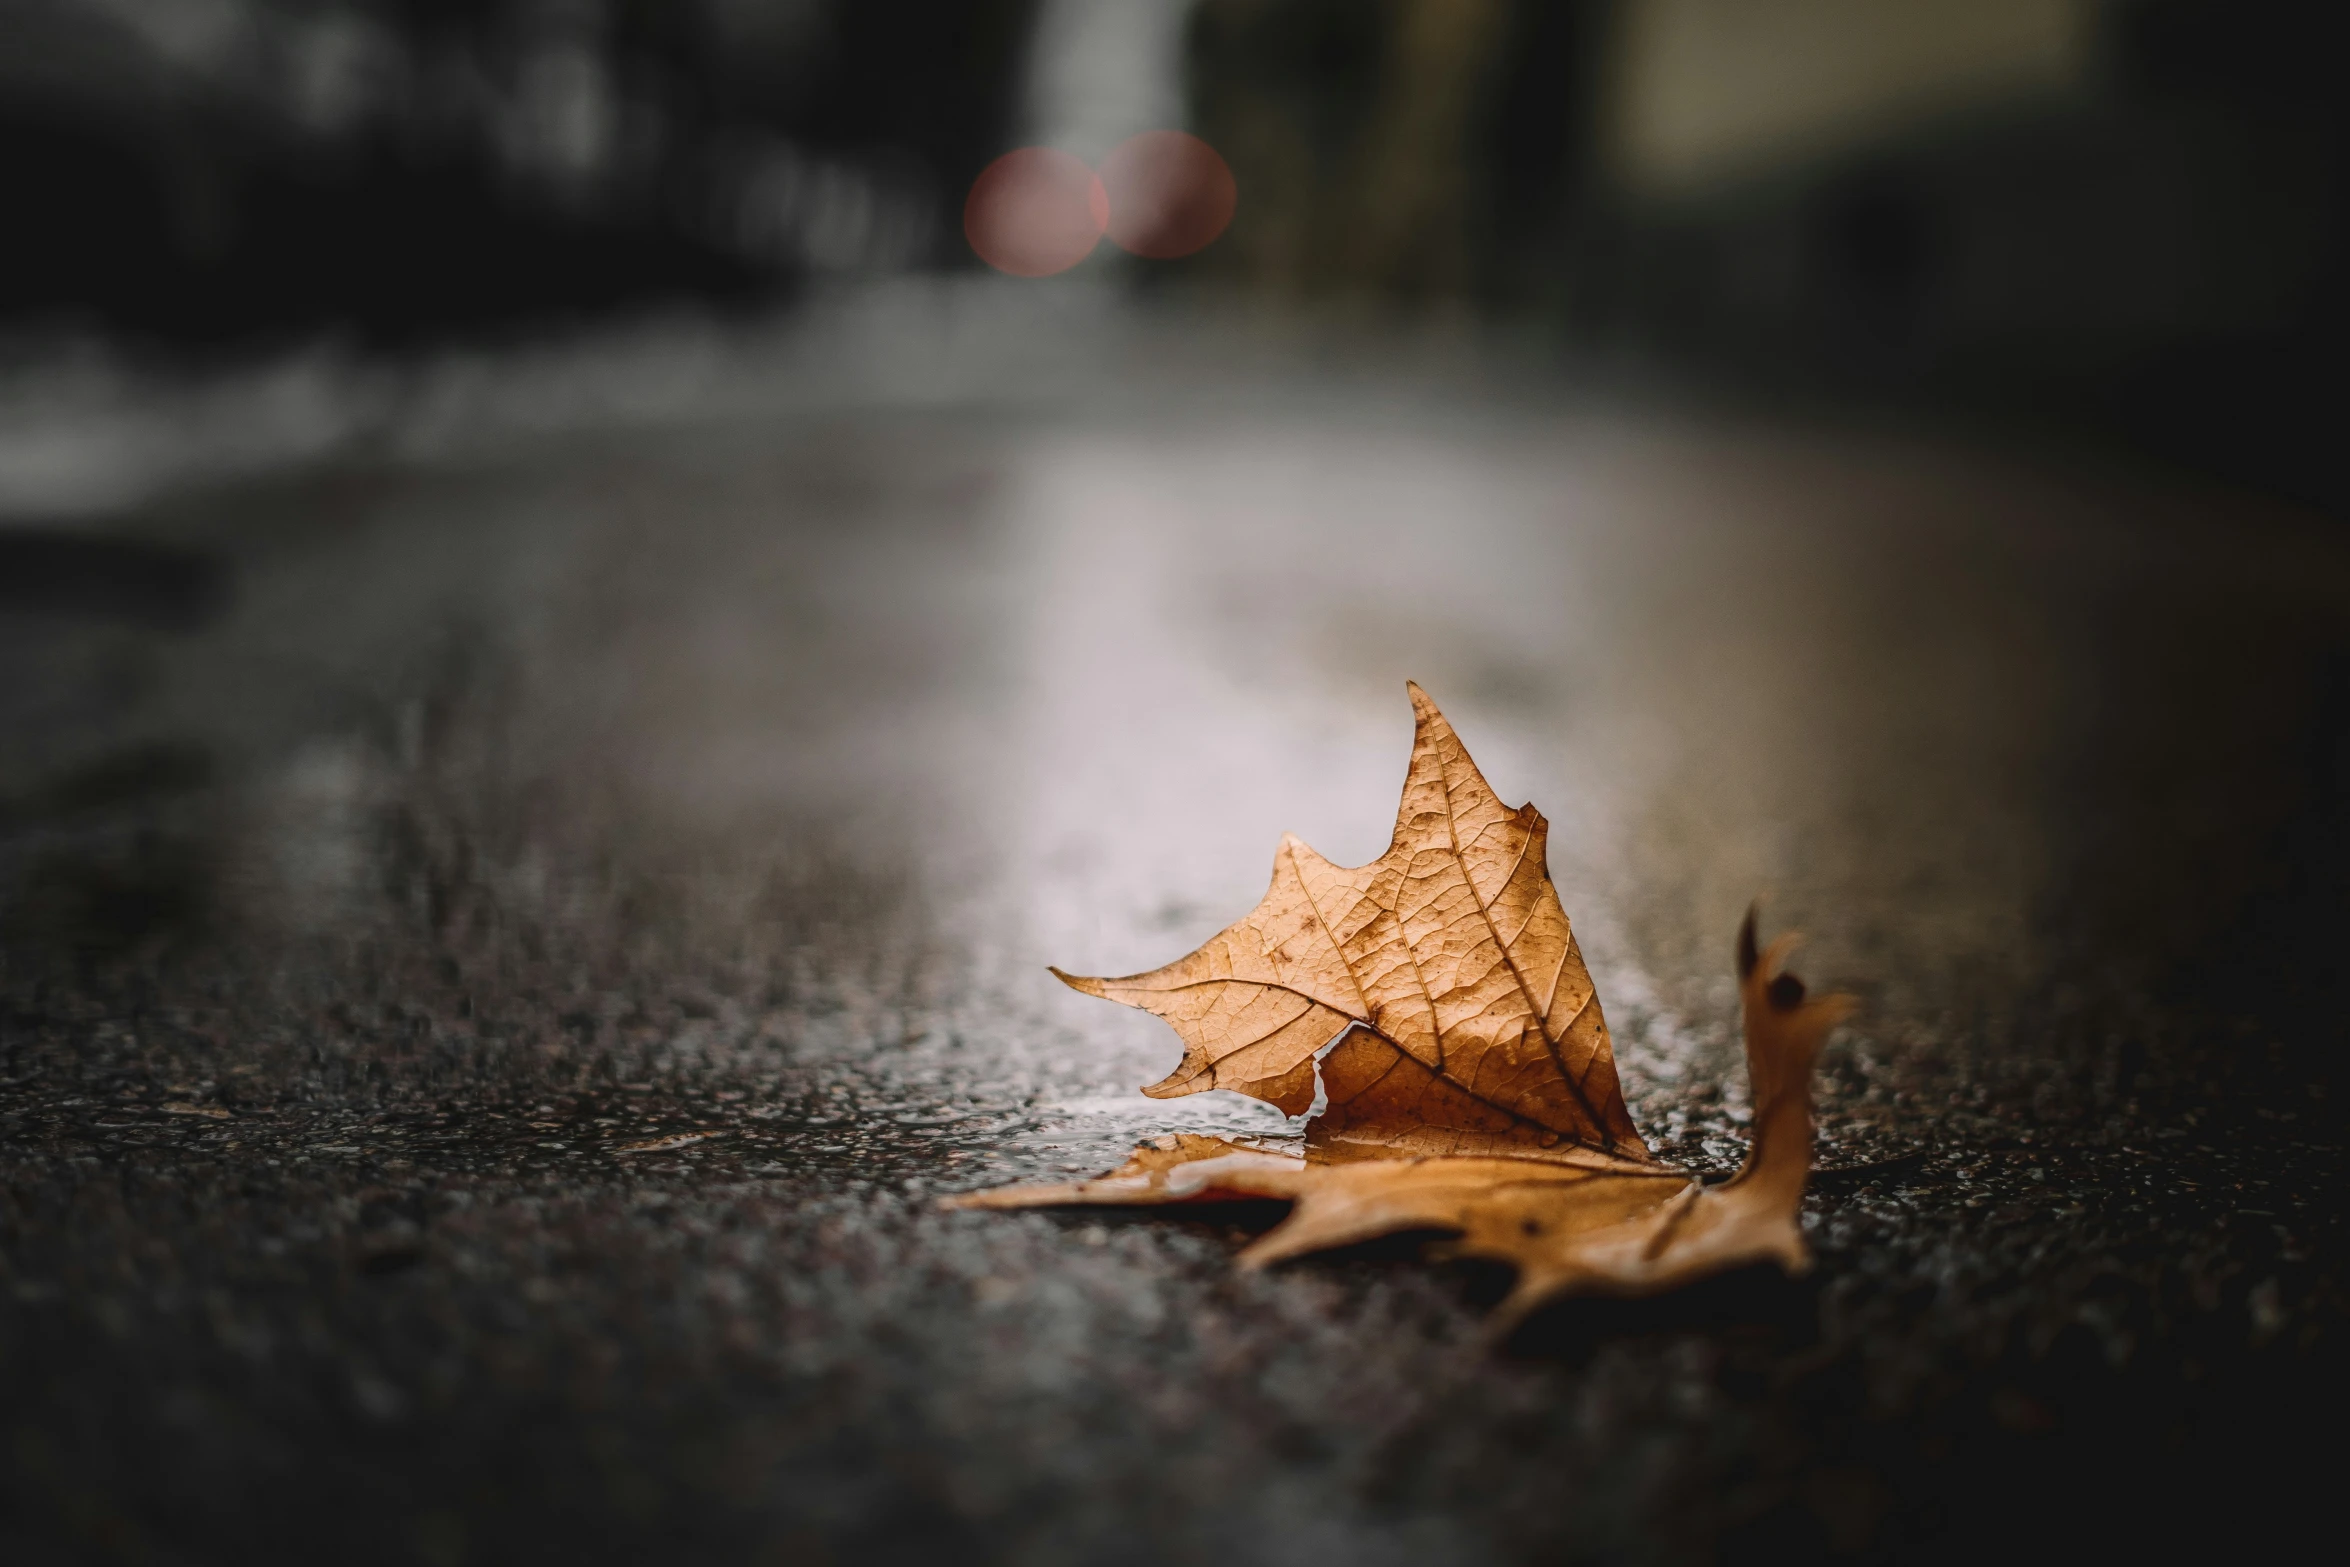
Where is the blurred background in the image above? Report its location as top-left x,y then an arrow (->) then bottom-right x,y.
3,4 -> 2347,1564
3,0 -> 2344,504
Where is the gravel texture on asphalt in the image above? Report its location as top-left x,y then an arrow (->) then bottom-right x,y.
2,332 -> 2341,1563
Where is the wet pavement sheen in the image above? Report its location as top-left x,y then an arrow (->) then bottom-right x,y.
1,321 -> 2342,1562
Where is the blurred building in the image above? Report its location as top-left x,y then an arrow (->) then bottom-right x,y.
1585,0 -> 2347,505
1184,0 -> 2348,506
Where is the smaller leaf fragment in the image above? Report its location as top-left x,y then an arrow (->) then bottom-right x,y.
613,1131 -> 724,1154
1472,911 -> 1855,1322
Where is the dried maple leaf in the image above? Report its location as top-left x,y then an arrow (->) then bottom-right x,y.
953,686 -> 1854,1317
1054,682 -> 1653,1167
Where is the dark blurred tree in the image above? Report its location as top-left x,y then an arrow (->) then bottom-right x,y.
0,0 -> 1036,348
1184,0 -> 1611,301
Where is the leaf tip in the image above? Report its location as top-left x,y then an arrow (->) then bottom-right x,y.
1139,1061 -> 1205,1100
1048,965 -> 1107,998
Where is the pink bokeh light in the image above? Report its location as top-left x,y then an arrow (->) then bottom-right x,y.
964,147 -> 1110,278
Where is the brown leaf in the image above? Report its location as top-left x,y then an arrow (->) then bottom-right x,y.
953,685 -> 1857,1315
612,1131 -> 723,1154
955,908 -> 1852,1317
1052,683 -> 1652,1165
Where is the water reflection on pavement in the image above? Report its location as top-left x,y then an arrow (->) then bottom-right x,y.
0,297 -> 2339,1562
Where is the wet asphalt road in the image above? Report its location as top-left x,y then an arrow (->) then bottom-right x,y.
1,305 -> 2343,1563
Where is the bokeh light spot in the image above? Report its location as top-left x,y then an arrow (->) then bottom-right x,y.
1100,132 -> 1237,260
964,147 -> 1109,278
